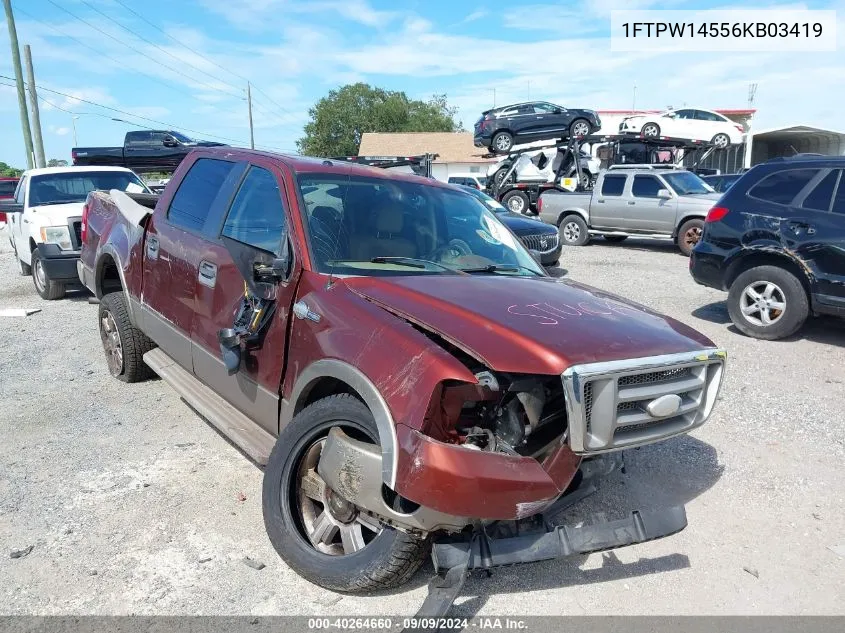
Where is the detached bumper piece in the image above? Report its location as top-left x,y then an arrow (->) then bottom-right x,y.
406,504 -> 687,629
432,505 -> 687,573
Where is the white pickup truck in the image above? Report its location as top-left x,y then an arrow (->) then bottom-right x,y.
3,166 -> 151,300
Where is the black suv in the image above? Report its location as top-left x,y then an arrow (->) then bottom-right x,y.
690,156 -> 845,340
474,101 -> 601,154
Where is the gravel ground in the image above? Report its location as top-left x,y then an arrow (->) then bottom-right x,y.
1,228 -> 843,616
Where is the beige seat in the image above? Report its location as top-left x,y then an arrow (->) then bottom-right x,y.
350,205 -> 417,261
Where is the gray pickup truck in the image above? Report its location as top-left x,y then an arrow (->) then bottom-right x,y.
537,166 -> 722,255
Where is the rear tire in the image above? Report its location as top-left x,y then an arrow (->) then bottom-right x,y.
727,266 -> 808,340
491,131 -> 514,154
31,250 -> 65,300
262,394 -> 428,592
502,190 -> 530,214
676,218 -> 704,256
98,292 -> 156,382
559,214 -> 590,246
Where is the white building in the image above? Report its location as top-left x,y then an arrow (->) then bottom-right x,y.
357,132 -> 497,182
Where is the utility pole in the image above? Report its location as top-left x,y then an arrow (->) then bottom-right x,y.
247,82 -> 255,150
23,45 -> 46,168
3,0 -> 35,169
743,82 -> 758,169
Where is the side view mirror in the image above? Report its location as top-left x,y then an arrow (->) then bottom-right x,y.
0,201 -> 24,213
218,328 -> 242,375
163,136 -> 178,147
657,188 -> 673,199
553,108 -> 562,114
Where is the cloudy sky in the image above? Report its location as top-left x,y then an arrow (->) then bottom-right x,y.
1,0 -> 843,168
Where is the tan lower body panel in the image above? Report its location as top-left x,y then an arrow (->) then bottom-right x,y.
143,348 -> 276,465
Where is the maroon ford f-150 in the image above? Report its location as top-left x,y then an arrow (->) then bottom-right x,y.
78,147 -> 726,606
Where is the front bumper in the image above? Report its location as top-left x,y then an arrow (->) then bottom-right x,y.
35,243 -> 81,282
539,244 -> 562,266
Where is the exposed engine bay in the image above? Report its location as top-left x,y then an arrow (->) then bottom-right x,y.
451,371 -> 568,461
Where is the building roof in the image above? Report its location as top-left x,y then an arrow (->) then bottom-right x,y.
358,132 -> 496,164
753,124 -> 845,137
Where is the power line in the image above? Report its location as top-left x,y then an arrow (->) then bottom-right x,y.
108,0 -> 301,124
44,0 -> 242,100
14,3 -> 209,102
76,0 -> 246,99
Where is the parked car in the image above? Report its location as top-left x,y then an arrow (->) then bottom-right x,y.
537,167 -> 721,255
79,146 -> 725,598
619,108 -> 745,149
0,176 -> 19,229
690,156 -> 845,340
488,147 -> 600,190
72,130 -> 226,173
474,101 -> 601,154
1,166 -> 151,299
701,173 -> 743,193
456,184 -> 561,265
446,174 -> 486,189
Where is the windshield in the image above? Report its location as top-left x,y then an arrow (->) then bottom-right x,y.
662,171 -> 714,195
462,185 -> 506,212
170,131 -> 194,144
29,171 -> 150,206
298,174 -> 545,278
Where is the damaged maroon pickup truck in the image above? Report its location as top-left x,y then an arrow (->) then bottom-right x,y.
79,147 -> 726,610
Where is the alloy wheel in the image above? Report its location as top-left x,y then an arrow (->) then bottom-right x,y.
684,225 -> 703,249
739,281 -> 787,327
100,310 -> 124,376
507,196 -> 525,213
296,437 -> 383,556
642,124 -> 659,137
563,221 -> 581,242
495,135 -> 512,151
33,258 -> 46,292
572,121 -> 590,137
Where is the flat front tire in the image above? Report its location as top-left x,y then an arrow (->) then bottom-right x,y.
262,394 -> 427,592
98,292 -> 156,382
727,266 -> 809,340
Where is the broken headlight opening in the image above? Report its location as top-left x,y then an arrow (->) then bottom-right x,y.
440,371 -> 568,460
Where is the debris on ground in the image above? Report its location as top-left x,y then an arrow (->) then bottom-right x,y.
743,566 -> 759,578
242,556 -> 265,570
10,545 -> 34,559
236,491 -> 247,502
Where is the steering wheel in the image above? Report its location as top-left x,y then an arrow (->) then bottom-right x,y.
428,239 -> 472,262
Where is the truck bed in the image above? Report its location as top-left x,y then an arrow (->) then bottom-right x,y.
72,147 -> 126,167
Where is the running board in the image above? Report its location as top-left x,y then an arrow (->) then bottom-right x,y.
143,348 -> 275,465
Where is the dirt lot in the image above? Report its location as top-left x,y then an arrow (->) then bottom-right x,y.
1,228 -> 843,616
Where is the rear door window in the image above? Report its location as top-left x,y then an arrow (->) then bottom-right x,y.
168,158 -> 237,232
632,175 -> 663,198
802,170 -> 840,212
601,174 -> 627,196
748,169 -> 819,205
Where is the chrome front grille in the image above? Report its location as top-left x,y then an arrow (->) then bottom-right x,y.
562,350 -> 726,454
520,233 -> 559,254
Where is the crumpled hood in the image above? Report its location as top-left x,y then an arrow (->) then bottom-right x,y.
343,274 -> 714,375
29,203 -> 84,226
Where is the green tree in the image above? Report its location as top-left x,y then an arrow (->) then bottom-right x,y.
47,158 -> 69,167
0,162 -> 24,177
296,83 -> 463,157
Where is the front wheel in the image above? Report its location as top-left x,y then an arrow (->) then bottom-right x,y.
559,214 -> 590,246
676,218 -> 704,256
727,266 -> 809,340
262,394 -> 428,592
641,122 -> 660,138
569,118 -> 591,139
31,250 -> 65,300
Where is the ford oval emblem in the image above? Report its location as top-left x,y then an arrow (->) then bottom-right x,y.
646,394 -> 682,418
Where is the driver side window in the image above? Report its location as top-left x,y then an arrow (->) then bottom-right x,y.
222,166 -> 286,256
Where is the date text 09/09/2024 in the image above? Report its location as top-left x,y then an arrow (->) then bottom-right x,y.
621,22 -> 824,38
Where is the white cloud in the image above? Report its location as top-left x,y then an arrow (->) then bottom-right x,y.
54,127 -> 70,136
461,10 -> 488,24
199,0 -> 397,31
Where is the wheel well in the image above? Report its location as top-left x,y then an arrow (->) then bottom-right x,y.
556,210 -> 586,227
96,254 -> 123,297
725,251 -> 813,297
295,377 -> 365,417
674,214 -> 704,237
29,237 -> 36,252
